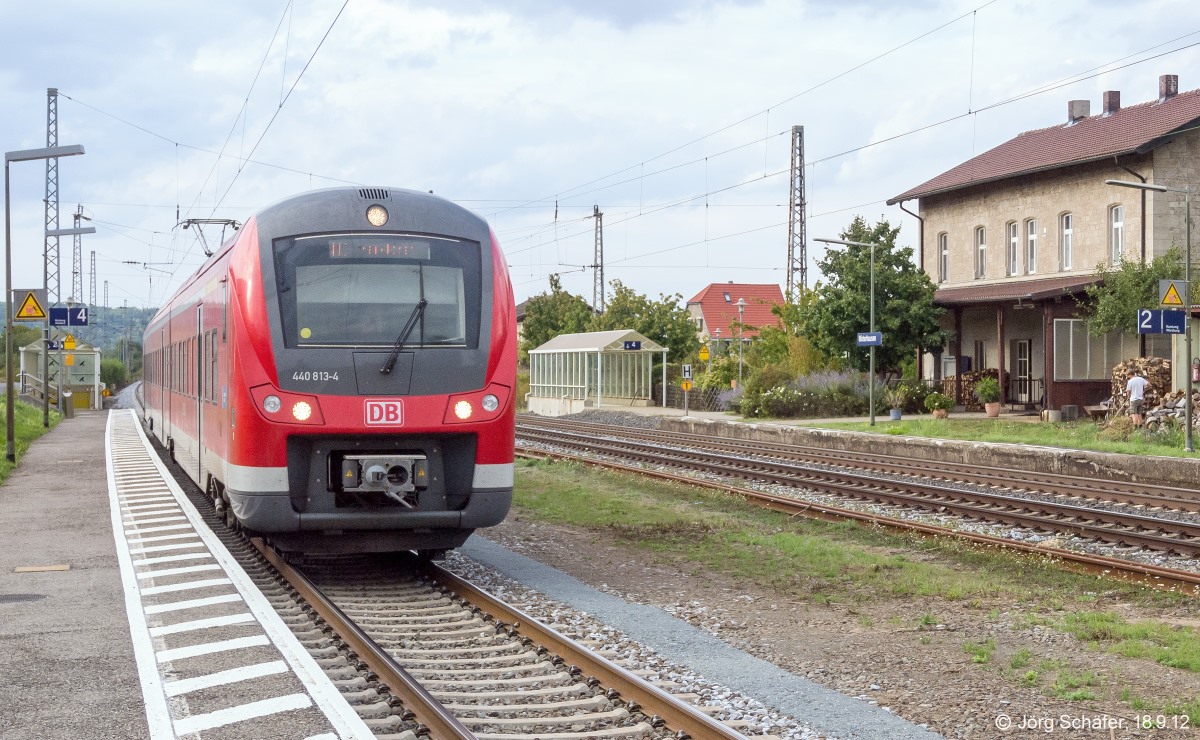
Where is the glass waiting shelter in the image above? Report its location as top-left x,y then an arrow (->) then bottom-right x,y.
527,330 -> 667,417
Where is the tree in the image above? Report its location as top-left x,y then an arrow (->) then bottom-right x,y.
519,275 -> 594,361
799,216 -> 948,375
1082,248 -> 1186,335
588,280 -> 699,363
748,291 -> 837,375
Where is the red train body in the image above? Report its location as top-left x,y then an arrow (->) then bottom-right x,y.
142,187 -> 516,554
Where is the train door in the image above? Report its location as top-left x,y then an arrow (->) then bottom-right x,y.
162,327 -> 170,445
196,306 -> 204,484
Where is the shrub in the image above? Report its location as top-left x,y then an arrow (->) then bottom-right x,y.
974,376 -> 1001,403
883,384 -> 909,410
924,391 -> 954,412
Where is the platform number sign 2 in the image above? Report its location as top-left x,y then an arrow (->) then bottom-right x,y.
70,306 -> 88,326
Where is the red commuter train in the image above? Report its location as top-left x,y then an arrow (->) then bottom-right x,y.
142,187 -> 516,555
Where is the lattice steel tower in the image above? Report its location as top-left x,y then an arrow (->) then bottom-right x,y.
591,205 -> 605,312
72,204 -> 84,302
786,125 -> 808,299
90,251 -> 96,307
44,88 -> 62,308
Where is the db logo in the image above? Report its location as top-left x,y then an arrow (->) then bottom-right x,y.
365,399 -> 404,425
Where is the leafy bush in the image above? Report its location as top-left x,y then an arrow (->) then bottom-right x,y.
883,384 -> 909,409
924,391 -> 954,412
974,376 -> 1001,403
740,369 -> 875,419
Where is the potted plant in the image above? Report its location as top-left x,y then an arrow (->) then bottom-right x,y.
883,385 -> 909,421
974,376 -> 1002,417
924,391 -> 953,419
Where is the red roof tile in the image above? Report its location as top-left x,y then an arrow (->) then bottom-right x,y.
687,283 -> 784,338
888,88 -> 1200,205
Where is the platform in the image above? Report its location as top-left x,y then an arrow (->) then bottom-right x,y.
0,409 -> 374,739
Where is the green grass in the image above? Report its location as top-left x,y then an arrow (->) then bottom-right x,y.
963,638 -> 996,664
796,417 -> 1199,458
1052,669 -> 1100,700
1060,611 -> 1200,672
0,399 -> 60,486
513,457 -> 1186,607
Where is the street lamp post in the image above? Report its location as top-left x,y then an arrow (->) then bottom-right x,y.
816,236 -> 878,426
1105,179 -> 1193,452
736,298 -> 746,386
5,144 -> 85,462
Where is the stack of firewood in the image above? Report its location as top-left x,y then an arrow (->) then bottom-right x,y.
941,369 -> 1007,410
1108,357 -> 1171,416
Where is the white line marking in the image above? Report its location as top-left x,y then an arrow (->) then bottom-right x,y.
124,515 -> 188,526
124,506 -> 180,516
156,635 -> 270,662
126,532 -> 200,545
130,542 -> 208,555
149,613 -> 255,637
105,415 -> 174,738
140,577 -> 232,595
123,501 -> 177,510
172,693 -> 313,735
144,592 -> 243,614
136,564 -> 222,580
116,410 -> 375,738
124,523 -> 193,535
164,660 -> 289,696
134,553 -> 213,566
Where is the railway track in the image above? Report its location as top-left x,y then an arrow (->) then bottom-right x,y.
515,415 -> 1200,594
518,417 -> 1200,513
150,437 -> 753,739
263,547 -> 751,740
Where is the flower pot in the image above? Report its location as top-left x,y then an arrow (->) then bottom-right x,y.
932,409 -> 949,419
984,401 -> 1001,417
889,408 -> 902,421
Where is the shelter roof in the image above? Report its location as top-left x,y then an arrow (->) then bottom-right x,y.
888,86 -> 1200,204
932,275 -> 1101,307
529,329 -> 665,353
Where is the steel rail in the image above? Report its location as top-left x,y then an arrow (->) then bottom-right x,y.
424,561 -> 751,740
517,448 -> 1200,596
518,417 -> 1200,511
517,428 -> 1200,555
252,538 -> 477,740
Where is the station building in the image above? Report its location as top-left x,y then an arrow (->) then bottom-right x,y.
888,74 -> 1199,411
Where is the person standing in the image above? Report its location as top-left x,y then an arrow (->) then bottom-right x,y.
1125,369 -> 1149,427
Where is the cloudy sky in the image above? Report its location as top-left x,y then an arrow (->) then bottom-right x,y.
3,0 -> 1199,312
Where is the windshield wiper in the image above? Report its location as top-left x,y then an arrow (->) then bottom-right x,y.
380,298 -> 427,375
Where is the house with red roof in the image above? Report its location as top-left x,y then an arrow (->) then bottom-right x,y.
887,74 -> 1197,412
686,282 -> 785,349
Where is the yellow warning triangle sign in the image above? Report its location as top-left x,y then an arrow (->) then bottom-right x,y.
1162,282 -> 1185,307
16,292 -> 47,320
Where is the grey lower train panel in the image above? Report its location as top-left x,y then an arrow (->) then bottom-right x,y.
226,486 -> 512,536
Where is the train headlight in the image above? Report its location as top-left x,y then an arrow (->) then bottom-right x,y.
454,400 -> 473,420
366,204 -> 389,227
292,401 -> 313,421
482,394 -> 499,412
263,395 -> 282,414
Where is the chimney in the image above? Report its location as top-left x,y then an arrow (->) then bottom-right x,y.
1159,74 -> 1179,101
1067,99 -> 1090,124
1102,90 -> 1121,115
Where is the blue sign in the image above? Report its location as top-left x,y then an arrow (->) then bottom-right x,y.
1138,309 -> 1187,334
623,340 -> 642,350
48,306 -> 89,327
856,332 -> 883,346
47,340 -> 62,350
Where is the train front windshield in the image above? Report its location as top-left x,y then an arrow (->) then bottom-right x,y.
274,233 -> 482,349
